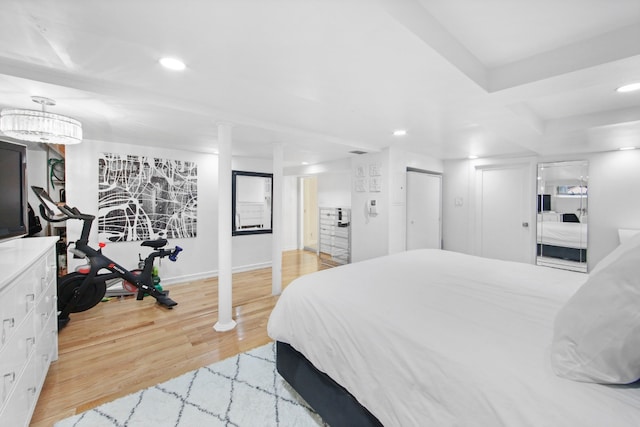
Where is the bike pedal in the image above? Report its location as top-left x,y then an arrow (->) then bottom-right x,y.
157,295 -> 177,308
58,316 -> 70,330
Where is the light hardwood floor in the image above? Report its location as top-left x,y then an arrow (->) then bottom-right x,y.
30,249 -> 326,427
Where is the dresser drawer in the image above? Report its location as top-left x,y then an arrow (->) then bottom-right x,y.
0,351 -> 37,427
0,314 -> 36,409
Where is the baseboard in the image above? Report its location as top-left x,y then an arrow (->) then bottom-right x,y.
161,261 -> 272,286
232,261 -> 272,274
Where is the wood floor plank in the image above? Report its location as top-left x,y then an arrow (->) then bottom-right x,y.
29,249 -> 325,427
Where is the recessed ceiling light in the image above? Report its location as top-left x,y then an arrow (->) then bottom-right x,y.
393,129 -> 407,136
160,57 -> 186,71
468,155 -> 478,160
301,161 -> 309,165
619,146 -> 637,151
616,82 -> 640,93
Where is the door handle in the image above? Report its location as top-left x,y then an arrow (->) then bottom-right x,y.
522,222 -> 529,228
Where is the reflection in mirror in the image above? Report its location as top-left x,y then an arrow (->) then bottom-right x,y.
232,171 -> 273,236
536,161 -> 588,272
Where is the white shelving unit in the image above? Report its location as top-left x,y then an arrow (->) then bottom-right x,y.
318,207 -> 351,266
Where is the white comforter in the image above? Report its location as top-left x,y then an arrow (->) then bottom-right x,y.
537,221 -> 587,249
268,249 -> 640,426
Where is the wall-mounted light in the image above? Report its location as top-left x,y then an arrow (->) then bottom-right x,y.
619,146 -> 637,151
468,155 -> 478,160
616,82 -> 640,93
160,57 -> 186,71
393,129 -> 407,136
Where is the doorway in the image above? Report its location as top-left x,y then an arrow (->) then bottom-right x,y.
406,169 -> 442,250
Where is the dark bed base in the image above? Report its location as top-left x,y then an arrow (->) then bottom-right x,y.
276,341 -> 383,427
537,243 -> 587,262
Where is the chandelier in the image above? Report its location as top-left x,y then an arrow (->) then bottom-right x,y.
0,96 -> 82,145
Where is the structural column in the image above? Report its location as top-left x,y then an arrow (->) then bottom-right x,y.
271,143 -> 283,295
214,123 -> 236,331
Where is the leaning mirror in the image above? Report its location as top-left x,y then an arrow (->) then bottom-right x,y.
536,160 -> 588,272
232,171 -> 273,236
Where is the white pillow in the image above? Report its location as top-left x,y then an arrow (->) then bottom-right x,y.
589,231 -> 640,275
618,228 -> 640,245
551,242 -> 640,384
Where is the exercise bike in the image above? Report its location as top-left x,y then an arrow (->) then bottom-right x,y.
32,186 -> 180,330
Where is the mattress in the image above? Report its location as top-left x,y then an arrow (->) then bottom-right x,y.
268,249 -> 640,427
537,221 -> 587,249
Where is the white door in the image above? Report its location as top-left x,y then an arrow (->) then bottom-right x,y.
476,165 -> 532,263
406,171 -> 442,250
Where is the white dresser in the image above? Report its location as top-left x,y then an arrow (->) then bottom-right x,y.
0,237 -> 58,427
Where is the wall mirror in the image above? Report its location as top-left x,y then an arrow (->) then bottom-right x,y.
232,170 -> 273,236
536,160 -> 588,272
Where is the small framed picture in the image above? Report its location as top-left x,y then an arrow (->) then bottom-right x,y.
369,177 -> 381,192
355,178 -> 367,192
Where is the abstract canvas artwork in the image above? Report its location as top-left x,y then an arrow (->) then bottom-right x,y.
98,153 -> 197,242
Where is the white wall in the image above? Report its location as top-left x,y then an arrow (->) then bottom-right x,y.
443,149 -> 640,270
441,159 -> 473,254
387,146 -> 443,254
65,140 -> 218,284
64,142 -> 277,284
351,151 -> 389,262
587,149 -> 640,265
317,172 -> 351,208
443,156 -> 537,257
350,147 -> 443,262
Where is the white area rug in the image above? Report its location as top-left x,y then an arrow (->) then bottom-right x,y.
55,342 -> 326,427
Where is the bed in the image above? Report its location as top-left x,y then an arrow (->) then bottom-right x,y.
267,248 -> 640,427
537,215 -> 587,262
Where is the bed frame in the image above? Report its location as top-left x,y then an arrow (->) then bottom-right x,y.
537,243 -> 587,263
276,341 -> 383,427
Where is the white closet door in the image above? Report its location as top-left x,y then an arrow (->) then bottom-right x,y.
406,171 -> 442,250
476,164 -> 532,263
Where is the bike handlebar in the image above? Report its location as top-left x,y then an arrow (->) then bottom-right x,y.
38,204 -> 67,223
56,204 -> 95,221
33,186 -> 95,222
169,246 -> 183,262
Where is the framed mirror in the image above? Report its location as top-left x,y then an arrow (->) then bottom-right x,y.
232,170 -> 273,236
536,160 -> 588,272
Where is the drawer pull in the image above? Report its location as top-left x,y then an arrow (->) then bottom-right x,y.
25,293 -> 36,313
3,372 -> 15,402
4,372 -> 15,385
2,318 -> 15,345
26,337 -> 36,356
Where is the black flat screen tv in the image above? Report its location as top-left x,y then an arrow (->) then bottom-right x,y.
0,139 -> 28,243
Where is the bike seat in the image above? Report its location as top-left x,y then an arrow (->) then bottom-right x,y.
140,238 -> 168,249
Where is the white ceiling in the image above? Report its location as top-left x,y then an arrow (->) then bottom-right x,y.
0,0 -> 638,166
